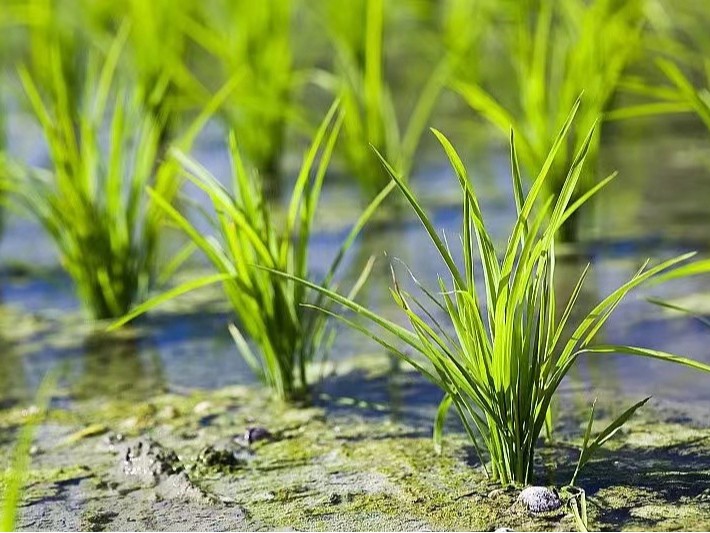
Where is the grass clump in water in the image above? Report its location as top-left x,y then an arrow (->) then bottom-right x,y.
456,0 -> 646,242
320,0 -> 449,199
5,35 -> 230,320
185,0 -> 296,186
271,99 -> 710,485
112,101 -> 394,402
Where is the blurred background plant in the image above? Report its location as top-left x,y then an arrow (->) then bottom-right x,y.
7,35 -> 172,319
313,0 -> 452,199
117,0 -> 205,149
455,0 -> 647,242
2,31 -> 234,319
616,0 -> 710,135
184,0 -> 299,192
4,0 -> 703,217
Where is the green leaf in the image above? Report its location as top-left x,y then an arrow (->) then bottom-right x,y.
433,394 -> 453,455
108,273 -> 237,331
571,397 -> 650,486
647,298 -> 710,328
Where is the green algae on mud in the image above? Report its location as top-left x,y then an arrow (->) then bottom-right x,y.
1,360 -> 710,532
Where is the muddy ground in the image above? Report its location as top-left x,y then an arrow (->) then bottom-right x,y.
2,353 -> 710,532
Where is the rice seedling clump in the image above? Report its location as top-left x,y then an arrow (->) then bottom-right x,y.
275,100 -> 710,484
112,101 -> 393,402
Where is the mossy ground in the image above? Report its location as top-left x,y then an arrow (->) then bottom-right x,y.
2,355 -> 710,531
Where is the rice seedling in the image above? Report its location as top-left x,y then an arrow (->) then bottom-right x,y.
120,0 -> 204,147
21,0 -> 85,119
319,0 -> 450,198
184,0 -> 296,185
437,0 -> 494,84
6,34 -> 235,320
616,57 -> 710,133
1,371 -> 56,532
17,0 -> 205,150
110,101 -> 394,402
643,0 -> 710,83
455,0 -> 646,241
268,100 -> 710,485
10,44 -> 165,319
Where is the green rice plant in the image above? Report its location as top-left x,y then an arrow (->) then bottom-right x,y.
643,0 -> 710,84
20,0 -> 85,119
319,0 -> 450,198
110,101 -> 394,402
184,0 -> 296,184
6,34 -> 234,320
120,0 -> 204,146
1,372 -> 56,531
437,0 -> 493,84
19,0 -> 205,150
617,58 -> 710,133
267,100 -> 710,484
12,43 -> 165,319
455,0 -> 645,241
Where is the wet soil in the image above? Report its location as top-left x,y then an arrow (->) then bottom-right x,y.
2,357 -> 710,532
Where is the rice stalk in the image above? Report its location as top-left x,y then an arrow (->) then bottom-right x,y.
184,0 -> 297,186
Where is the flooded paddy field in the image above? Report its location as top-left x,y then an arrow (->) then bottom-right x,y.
3,117 -> 710,530
3,1 -> 710,531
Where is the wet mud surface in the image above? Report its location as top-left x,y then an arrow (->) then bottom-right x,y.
2,357 -> 710,532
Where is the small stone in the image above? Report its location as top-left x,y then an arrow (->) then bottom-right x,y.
518,486 -> 562,513
494,528 -> 514,532
244,426 -> 272,444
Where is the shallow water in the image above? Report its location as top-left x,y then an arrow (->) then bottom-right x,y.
2,113 -> 710,425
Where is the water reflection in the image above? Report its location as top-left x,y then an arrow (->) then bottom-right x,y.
70,334 -> 166,401
0,331 -> 26,408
